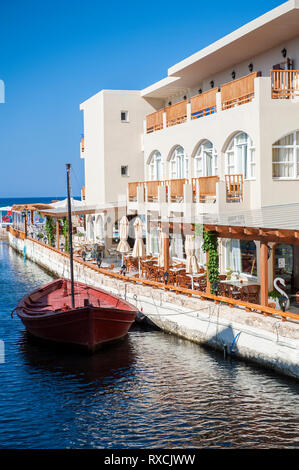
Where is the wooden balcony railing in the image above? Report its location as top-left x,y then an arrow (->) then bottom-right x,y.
164,178 -> 188,202
80,137 -> 85,153
221,72 -> 260,110
191,89 -> 218,120
146,109 -> 164,134
166,100 -> 187,127
225,174 -> 243,202
191,176 -> 219,202
128,182 -> 140,202
128,175 -> 245,204
271,69 -> 299,99
144,180 -> 163,202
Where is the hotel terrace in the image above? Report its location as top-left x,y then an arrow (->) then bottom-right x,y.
77,0 -> 299,316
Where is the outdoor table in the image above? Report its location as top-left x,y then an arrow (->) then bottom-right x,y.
220,278 -> 260,298
186,273 -> 204,290
220,279 -> 259,288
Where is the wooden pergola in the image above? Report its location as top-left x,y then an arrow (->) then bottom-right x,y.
152,206 -> 299,308
204,224 -> 299,306
12,203 -> 54,237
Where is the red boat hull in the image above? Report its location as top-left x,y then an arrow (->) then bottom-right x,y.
15,279 -> 138,352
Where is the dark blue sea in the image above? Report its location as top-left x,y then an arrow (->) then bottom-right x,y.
0,202 -> 298,448
0,196 -> 80,207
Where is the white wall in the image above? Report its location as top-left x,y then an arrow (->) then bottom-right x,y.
80,92 -> 105,205
162,36 -> 299,106
80,90 -> 154,205
142,77 -> 299,210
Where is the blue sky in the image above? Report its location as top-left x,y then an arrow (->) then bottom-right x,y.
0,0 -> 282,197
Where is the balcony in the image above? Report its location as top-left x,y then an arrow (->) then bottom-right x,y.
145,71 -> 260,134
80,137 -> 85,158
191,176 -> 219,203
146,109 -> 164,134
221,72 -> 260,110
271,69 -> 299,99
166,100 -> 187,127
128,175 -> 244,210
190,88 -> 218,119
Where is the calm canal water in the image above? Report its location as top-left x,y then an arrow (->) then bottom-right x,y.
0,241 -> 298,449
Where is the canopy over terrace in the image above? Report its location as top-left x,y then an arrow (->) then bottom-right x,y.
150,204 -> 299,307
12,203 -> 54,212
39,201 -> 127,251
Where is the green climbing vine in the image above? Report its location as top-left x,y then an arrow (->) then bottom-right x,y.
202,229 -> 219,294
45,216 -> 55,247
62,217 -> 69,253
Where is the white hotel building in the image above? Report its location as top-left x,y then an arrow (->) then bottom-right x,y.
80,0 -> 299,301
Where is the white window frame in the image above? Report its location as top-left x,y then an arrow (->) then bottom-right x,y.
120,110 -> 129,122
225,132 -> 255,180
225,239 -> 257,279
272,131 -> 299,179
121,165 -> 129,176
149,151 -> 163,181
169,146 -> 188,179
194,140 -> 218,177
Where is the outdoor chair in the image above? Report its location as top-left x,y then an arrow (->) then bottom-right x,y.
227,285 -> 241,300
196,276 -> 207,292
176,275 -> 192,290
240,285 -> 260,304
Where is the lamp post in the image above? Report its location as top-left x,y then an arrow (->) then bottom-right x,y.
212,280 -> 219,298
279,295 -> 288,312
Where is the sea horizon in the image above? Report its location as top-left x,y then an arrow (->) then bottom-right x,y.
0,196 -> 81,207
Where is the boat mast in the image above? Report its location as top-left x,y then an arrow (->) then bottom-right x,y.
66,163 -> 75,308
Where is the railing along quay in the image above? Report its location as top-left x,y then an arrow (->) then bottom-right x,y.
8,226 -> 299,323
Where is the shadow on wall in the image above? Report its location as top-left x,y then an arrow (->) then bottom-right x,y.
207,323 -> 241,357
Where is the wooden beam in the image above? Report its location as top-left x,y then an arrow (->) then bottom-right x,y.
260,241 -> 268,307
229,226 -> 245,235
163,234 -> 170,272
244,227 -> 259,236
56,219 -> 60,250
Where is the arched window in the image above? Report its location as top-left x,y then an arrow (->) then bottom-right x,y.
272,131 -> 299,178
169,146 -> 188,179
194,140 -> 218,177
149,151 -> 163,180
225,132 -> 255,179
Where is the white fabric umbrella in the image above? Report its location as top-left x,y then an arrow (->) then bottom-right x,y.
158,228 -> 172,269
132,217 -> 145,275
185,234 -> 200,274
132,217 -> 145,258
117,216 -> 130,264
50,198 -> 86,210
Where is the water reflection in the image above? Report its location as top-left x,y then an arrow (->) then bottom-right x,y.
0,241 -> 299,449
19,331 -> 136,389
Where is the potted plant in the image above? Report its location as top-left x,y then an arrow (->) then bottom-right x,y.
268,289 -> 282,309
226,269 -> 233,280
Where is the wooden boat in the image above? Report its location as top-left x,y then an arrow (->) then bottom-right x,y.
13,164 -> 138,352
15,278 -> 138,351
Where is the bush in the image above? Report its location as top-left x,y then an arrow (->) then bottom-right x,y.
268,289 -> 282,300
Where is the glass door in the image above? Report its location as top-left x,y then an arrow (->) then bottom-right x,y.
274,244 -> 294,294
